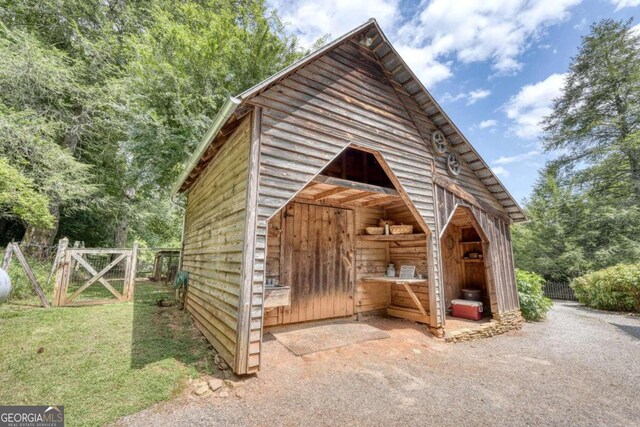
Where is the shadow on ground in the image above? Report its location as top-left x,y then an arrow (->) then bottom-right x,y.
610,322 -> 640,340
130,282 -> 217,373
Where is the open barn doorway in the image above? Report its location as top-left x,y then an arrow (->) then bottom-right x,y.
440,206 -> 495,318
262,146 -> 433,330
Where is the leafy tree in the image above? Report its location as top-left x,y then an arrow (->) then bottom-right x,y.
0,157 -> 53,228
543,19 -> 640,201
0,26 -> 98,248
122,0 -> 307,189
0,0 -> 310,250
515,19 -> 640,282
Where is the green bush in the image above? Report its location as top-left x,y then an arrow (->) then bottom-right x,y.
571,264 -> 640,312
516,269 -> 553,321
6,257 -> 52,300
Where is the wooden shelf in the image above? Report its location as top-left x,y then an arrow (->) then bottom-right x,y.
360,276 -> 427,284
459,241 -> 482,245
387,305 -> 429,324
357,233 -> 426,241
462,258 -> 484,263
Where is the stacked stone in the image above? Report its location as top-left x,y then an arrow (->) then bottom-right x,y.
444,310 -> 523,343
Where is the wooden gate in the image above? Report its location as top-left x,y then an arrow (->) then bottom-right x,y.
52,242 -> 138,307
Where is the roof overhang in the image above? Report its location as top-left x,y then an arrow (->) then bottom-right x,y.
172,96 -> 241,194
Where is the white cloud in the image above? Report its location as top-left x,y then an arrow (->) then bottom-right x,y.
467,89 -> 491,105
268,0 -> 583,89
479,119 -> 498,129
632,23 -> 640,36
398,0 -> 583,74
395,44 -> 452,87
504,73 -> 567,139
493,150 -> 540,165
492,166 -> 511,177
610,0 -> 640,11
268,0 -> 399,47
441,88 -> 491,105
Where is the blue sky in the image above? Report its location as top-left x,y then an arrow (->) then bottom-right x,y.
267,0 -> 639,203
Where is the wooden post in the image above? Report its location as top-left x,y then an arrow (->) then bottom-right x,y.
124,241 -> 138,301
2,243 -> 13,271
153,253 -> 162,282
12,244 -> 50,308
52,238 -> 69,307
71,240 -> 81,272
235,107 -> 262,374
46,239 -> 65,287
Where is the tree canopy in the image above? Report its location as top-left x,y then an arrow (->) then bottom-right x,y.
0,0 -> 314,249
514,19 -> 640,282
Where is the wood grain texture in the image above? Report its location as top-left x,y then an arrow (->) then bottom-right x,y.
435,185 -> 519,315
185,33 -> 522,372
182,116 -> 251,368
250,43 -> 445,335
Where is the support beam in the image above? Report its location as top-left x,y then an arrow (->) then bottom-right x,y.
336,191 -> 374,204
433,174 -> 512,224
312,175 -> 398,196
313,186 -> 350,201
360,195 -> 401,207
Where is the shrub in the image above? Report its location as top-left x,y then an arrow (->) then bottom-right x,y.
516,269 -> 553,321
6,256 -> 52,300
571,264 -> 640,312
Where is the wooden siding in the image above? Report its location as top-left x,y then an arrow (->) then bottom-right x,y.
250,42 -> 443,343
243,38 -> 513,370
435,185 -> 520,314
182,116 -> 250,368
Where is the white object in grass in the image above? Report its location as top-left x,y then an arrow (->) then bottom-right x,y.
0,267 -> 11,304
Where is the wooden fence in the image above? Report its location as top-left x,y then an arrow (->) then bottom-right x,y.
52,239 -> 139,307
544,281 -> 577,301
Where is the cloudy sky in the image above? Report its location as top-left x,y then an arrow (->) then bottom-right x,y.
267,0 -> 639,202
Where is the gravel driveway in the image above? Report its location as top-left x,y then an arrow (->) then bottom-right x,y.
116,303 -> 640,426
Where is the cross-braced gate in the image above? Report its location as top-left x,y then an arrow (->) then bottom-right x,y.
52,241 -> 138,306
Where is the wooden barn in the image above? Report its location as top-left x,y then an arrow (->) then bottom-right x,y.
173,19 -> 527,375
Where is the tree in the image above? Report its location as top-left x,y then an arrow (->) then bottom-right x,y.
0,0 -> 310,249
122,0 -> 308,189
514,163 -> 640,282
0,26 -> 98,249
0,157 -> 53,228
513,166 -> 587,281
543,19 -> 640,201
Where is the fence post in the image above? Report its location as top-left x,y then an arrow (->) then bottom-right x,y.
125,241 -> 139,301
2,243 -> 13,271
46,239 -> 65,287
12,243 -> 50,308
52,238 -> 69,307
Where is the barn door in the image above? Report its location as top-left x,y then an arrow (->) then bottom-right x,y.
280,202 -> 355,324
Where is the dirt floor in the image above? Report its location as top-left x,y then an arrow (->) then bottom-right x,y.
115,302 -> 640,426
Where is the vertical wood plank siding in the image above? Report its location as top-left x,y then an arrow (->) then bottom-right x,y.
435,185 -> 520,313
182,117 -> 251,368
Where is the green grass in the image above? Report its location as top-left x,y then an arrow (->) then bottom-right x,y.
0,282 -> 216,426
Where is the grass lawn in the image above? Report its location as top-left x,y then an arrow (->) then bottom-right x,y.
0,282 -> 215,426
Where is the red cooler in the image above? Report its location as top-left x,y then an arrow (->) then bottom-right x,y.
451,299 -> 484,320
